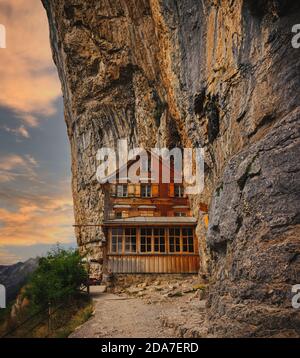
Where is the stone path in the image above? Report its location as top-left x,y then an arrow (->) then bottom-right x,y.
69,286 -> 175,338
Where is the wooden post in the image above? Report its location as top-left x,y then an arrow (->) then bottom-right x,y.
48,302 -> 52,335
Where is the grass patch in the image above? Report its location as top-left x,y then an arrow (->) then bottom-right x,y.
1,293 -> 93,338
53,300 -> 94,338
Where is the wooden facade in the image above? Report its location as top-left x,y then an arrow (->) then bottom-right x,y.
107,255 -> 199,274
103,151 -> 201,274
105,225 -> 199,273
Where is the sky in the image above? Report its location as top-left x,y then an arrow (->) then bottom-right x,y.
0,0 -> 76,264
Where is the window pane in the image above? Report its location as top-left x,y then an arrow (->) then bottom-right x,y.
112,228 -> 122,235
169,240 -> 175,253
140,239 -> 146,252
147,237 -> 151,251
111,237 -> 117,253
182,227 -> 194,253
174,184 -> 183,197
111,228 -> 123,253
132,242 -> 136,252
183,240 -> 188,252
153,228 -> 165,253
182,228 -> 188,236
188,237 -> 194,253
117,238 -> 122,252
169,227 -> 180,253
140,228 -> 152,253
117,185 -> 122,197
124,228 -> 136,253
154,239 -> 159,252
141,184 -> 151,198
117,185 -> 127,197
176,238 -> 180,252
161,240 -> 165,253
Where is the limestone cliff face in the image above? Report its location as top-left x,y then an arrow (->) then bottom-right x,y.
42,0 -> 300,337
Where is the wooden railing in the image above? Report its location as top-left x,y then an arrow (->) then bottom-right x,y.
0,286 -> 89,338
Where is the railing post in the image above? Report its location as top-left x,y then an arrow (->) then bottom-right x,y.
48,302 -> 52,335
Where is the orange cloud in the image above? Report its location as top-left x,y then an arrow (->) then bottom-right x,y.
0,0 -> 61,124
0,153 -> 39,183
0,194 -> 74,246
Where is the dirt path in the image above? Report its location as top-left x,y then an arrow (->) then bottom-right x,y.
70,277 -> 207,338
70,287 -> 175,338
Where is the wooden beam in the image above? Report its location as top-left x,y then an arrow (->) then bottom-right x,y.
72,224 -> 104,227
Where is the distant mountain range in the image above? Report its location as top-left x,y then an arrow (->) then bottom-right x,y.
0,258 -> 39,302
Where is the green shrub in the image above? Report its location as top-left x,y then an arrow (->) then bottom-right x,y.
25,245 -> 88,309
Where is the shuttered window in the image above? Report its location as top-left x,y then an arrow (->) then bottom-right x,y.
151,184 -> 159,197
127,184 -> 135,197
135,184 -> 141,197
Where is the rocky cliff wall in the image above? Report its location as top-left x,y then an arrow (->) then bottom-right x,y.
42,0 -> 300,337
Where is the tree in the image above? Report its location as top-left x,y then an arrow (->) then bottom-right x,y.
25,245 -> 88,309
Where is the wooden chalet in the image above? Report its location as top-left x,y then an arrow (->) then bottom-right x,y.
102,150 -> 202,274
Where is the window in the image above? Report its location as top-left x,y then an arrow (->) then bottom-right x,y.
109,227 -> 194,255
141,184 -> 151,198
154,228 -> 165,253
124,228 -> 136,253
111,228 -> 123,253
174,212 -> 186,217
115,212 -> 122,218
117,184 -> 127,197
182,227 -> 194,253
169,228 -> 181,253
140,228 -> 152,253
174,184 -> 184,197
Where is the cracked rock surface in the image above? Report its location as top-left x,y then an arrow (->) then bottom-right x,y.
42,0 -> 300,337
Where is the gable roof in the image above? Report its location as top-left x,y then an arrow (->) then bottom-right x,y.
101,148 -> 183,184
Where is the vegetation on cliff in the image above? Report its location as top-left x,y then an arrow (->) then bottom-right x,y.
1,246 -> 92,338
25,246 -> 88,309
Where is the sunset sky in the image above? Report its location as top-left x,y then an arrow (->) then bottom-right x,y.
0,0 -> 76,264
